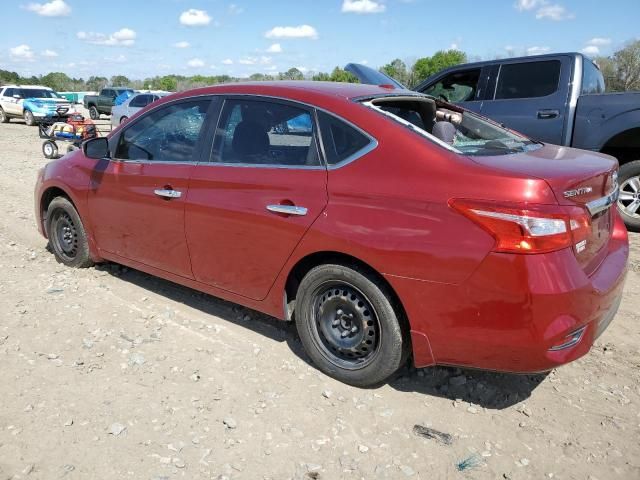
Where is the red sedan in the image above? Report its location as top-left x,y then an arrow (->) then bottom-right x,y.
34,82 -> 628,386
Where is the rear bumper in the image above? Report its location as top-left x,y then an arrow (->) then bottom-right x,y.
387,212 -> 629,372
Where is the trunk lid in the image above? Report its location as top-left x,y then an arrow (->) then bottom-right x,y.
470,144 -> 618,274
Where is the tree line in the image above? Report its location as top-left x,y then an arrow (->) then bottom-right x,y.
1,41 -> 639,93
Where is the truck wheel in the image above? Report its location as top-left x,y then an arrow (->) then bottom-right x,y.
24,110 -> 35,126
295,263 -> 408,387
89,106 -> 99,120
617,160 -> 640,231
0,108 -> 8,123
42,140 -> 58,159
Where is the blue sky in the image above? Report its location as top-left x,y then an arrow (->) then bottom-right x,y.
1,0 -> 639,79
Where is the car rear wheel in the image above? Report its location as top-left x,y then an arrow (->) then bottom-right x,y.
617,160 -> 640,232
42,140 -> 58,159
46,197 -> 93,268
0,108 -> 8,123
24,109 -> 35,126
89,106 -> 99,120
295,264 -> 408,387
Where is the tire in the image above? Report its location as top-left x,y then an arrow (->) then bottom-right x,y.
0,107 -> 8,123
24,109 -> 35,126
617,160 -> 640,231
119,116 -> 128,125
295,263 -> 408,387
42,140 -> 58,159
46,197 -> 93,268
89,106 -> 99,120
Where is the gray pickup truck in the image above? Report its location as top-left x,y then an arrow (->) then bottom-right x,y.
83,87 -> 133,120
347,53 -> 640,230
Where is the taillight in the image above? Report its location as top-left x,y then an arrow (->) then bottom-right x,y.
451,199 -> 591,254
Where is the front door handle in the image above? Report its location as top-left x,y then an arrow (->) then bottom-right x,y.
154,188 -> 182,199
537,109 -> 560,119
266,204 -> 308,216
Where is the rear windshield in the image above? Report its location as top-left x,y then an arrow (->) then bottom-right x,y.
364,96 -> 541,156
21,89 -> 59,99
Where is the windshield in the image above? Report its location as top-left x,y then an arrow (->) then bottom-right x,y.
21,89 -> 60,99
364,96 -> 540,156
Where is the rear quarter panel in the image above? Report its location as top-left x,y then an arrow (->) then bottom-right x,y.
573,92 -> 640,150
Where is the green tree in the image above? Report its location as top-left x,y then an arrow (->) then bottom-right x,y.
280,68 -> 304,81
329,67 -> 358,83
312,72 -> 331,81
612,40 -> 640,91
110,75 -> 131,87
40,72 -> 72,91
86,76 -> 108,91
156,75 -> 178,91
412,50 -> 467,87
380,58 -> 409,86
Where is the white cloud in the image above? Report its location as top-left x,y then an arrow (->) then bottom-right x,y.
238,56 -> 272,65
106,54 -> 127,63
222,58 -> 233,65
180,9 -> 211,26
515,1 -> 573,21
26,0 -> 70,17
587,37 -> 611,47
41,49 -> 58,58
526,46 -> 550,55
265,25 -> 318,39
266,43 -> 282,53
341,0 -> 386,14
514,0 -> 542,11
187,58 -> 205,68
77,28 -> 137,46
173,41 -> 190,48
536,4 -> 574,20
228,4 -> 244,14
449,43 -> 459,50
580,46 -> 600,57
9,44 -> 35,61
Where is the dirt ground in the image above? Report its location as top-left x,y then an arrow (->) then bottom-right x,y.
0,111 -> 639,480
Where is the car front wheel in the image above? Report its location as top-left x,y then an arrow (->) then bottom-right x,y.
617,160 -> 640,232
46,197 -> 93,268
89,106 -> 99,120
295,264 -> 408,387
0,107 -> 8,123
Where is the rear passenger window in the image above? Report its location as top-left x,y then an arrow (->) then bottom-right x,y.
495,60 -> 561,99
317,111 -> 371,166
211,99 -> 320,167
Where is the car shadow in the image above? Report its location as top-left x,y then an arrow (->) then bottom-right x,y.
99,262 -> 548,408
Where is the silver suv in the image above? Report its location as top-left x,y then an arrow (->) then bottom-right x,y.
0,85 -> 77,125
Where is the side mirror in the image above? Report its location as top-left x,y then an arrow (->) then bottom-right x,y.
83,137 -> 110,159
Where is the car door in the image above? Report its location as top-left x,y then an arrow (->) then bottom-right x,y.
185,96 -> 328,300
100,89 -> 115,111
3,88 -> 21,115
479,58 -> 570,144
415,67 -> 488,114
87,97 -> 213,278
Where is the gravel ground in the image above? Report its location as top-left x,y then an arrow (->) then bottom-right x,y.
0,112 -> 639,480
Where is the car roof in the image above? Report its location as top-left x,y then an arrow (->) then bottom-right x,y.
1,85 -> 52,89
167,81 -> 419,105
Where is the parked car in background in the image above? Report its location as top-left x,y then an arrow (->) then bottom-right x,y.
83,87 -> 134,120
0,85 -> 78,126
35,82 -> 628,386
395,53 -> 640,230
110,92 -> 169,127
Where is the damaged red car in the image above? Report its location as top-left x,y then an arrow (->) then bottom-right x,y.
34,79 -> 628,386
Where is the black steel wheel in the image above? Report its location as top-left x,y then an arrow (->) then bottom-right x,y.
311,282 -> 381,369
89,106 -> 99,120
295,264 -> 408,387
46,197 -> 93,268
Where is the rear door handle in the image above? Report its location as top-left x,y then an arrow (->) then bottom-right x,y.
537,109 -> 559,119
154,189 -> 182,199
266,204 -> 308,216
